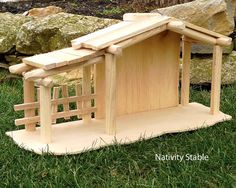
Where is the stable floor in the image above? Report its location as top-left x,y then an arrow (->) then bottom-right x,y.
6,102 -> 232,155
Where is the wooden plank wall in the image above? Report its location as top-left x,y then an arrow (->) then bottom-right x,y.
96,31 -> 181,118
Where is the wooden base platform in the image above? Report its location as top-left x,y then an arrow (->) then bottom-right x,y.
6,103 -> 232,155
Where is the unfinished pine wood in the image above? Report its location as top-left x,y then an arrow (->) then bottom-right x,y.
82,66 -> 92,123
71,22 -> 131,49
181,39 -> 191,106
14,94 -> 96,111
96,31 -> 181,118
62,85 -> 70,120
81,17 -> 170,50
123,13 -> 162,21
210,45 -> 223,115
40,85 -> 52,144
76,83 -> 82,119
23,48 -> 104,70
105,54 -> 117,135
52,87 -> 59,123
7,103 -> 232,155
23,80 -> 36,131
9,63 -> 34,75
24,57 -> 104,81
15,107 -> 97,126
37,88 -> 40,125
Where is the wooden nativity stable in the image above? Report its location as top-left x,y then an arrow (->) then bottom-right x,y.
7,13 -> 232,155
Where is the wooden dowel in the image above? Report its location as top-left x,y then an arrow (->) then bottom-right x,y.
15,107 -> 97,126
82,65 -> 92,123
40,85 -> 52,144
52,87 -> 59,123
76,83 -> 82,119
181,38 -> 191,106
123,13 -> 162,21
106,45 -> 122,56
9,63 -> 33,74
14,94 -> 97,111
167,20 -> 185,31
37,88 -> 40,125
23,79 -> 36,131
62,85 -> 70,120
210,45 -> 223,114
105,53 -> 117,135
24,56 -> 104,81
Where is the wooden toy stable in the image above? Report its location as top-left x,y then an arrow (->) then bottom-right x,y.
7,13 -> 232,155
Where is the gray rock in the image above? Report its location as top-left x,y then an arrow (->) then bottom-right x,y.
152,0 -> 236,36
190,51 -> 236,85
191,43 -> 234,54
16,13 -> 119,55
0,12 -> 33,53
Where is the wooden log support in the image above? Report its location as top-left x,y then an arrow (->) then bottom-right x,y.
210,45 -> 223,115
76,83 -> 82,119
37,88 -> 40,125
181,38 -> 191,106
105,53 -> 117,135
82,65 -> 92,123
9,63 -> 33,75
23,79 -> 36,131
52,87 -> 59,123
40,85 -> 52,144
62,85 -> 70,120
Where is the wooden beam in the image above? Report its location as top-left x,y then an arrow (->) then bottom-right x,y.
123,13 -> 162,21
210,45 -> 223,114
62,85 -> 70,120
167,20 -> 185,32
24,57 -> 104,81
105,54 -> 117,135
15,107 -> 97,126
181,38 -> 191,106
82,65 -> 92,123
9,63 -> 34,75
40,85 -> 52,144
76,83 -> 82,119
23,79 -> 36,131
52,87 -> 59,123
14,94 -> 96,111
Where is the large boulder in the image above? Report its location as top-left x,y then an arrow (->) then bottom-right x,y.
152,0 -> 236,36
27,6 -> 64,18
16,13 -> 119,55
190,52 -> 236,85
0,12 -> 33,53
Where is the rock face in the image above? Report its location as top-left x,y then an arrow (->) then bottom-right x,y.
191,43 -> 234,54
190,52 -> 236,85
0,12 -> 33,53
152,0 -> 236,35
28,6 -> 63,18
16,13 -> 119,55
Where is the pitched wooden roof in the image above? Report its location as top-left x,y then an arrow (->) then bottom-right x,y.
19,13 -> 231,71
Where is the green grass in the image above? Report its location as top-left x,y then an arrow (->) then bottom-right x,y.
0,77 -> 236,187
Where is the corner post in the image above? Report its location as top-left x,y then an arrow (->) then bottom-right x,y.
181,37 -> 191,106
105,53 -> 117,135
23,79 -> 36,131
210,45 -> 223,115
82,65 -> 92,123
40,85 -> 52,144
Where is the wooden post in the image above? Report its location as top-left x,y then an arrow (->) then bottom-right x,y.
52,87 -> 59,123
181,38 -> 191,106
62,85 -> 70,120
76,83 -> 82,119
105,53 -> 116,135
40,85 -> 52,144
23,79 -> 36,131
210,45 -> 223,115
82,65 -> 91,123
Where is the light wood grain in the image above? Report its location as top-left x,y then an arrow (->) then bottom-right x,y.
123,13 -> 162,21
210,45 -> 223,114
82,65 -> 92,123
181,38 -> 191,106
62,85 -> 70,120
52,87 -> 59,123
105,53 -> 117,135
9,63 -> 34,75
76,83 -> 82,119
23,48 -> 104,70
82,17 -> 170,50
40,85 -> 52,144
23,80 -> 36,131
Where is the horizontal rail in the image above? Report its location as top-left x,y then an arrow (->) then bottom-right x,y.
14,94 -> 96,111
15,107 -> 97,126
